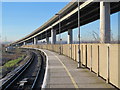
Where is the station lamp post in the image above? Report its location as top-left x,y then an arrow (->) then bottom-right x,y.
77,0 -> 82,68
55,13 -> 62,55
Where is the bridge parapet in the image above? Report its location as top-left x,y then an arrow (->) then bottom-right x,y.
22,43 -> 120,89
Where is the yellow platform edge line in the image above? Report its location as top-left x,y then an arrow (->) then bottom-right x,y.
54,55 -> 79,88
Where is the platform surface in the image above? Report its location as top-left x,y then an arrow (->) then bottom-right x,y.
43,49 -> 115,89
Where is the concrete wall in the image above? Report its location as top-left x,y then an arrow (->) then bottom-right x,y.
109,44 -> 119,88
99,44 -> 108,79
92,44 -> 99,74
87,44 -> 92,69
23,44 -> 120,89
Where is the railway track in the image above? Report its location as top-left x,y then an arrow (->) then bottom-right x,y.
1,49 -> 46,90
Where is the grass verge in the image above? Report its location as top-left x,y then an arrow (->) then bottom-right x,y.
0,55 -> 25,78
4,56 -> 24,68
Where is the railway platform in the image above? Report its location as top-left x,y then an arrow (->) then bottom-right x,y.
42,49 -> 115,89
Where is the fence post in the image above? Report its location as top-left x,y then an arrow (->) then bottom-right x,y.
106,44 -> 110,83
90,45 -> 92,72
97,45 -> 100,77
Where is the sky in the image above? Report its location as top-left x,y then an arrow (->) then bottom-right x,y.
1,2 -> 119,43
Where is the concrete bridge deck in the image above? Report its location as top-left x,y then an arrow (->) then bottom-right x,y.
42,49 -> 115,88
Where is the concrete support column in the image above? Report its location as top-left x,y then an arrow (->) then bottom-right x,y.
46,37 -> 49,44
23,42 -> 26,45
68,29 -> 73,44
100,2 -> 111,43
51,29 -> 56,44
34,37 -> 38,45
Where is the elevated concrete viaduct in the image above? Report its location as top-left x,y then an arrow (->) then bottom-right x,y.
9,0 -> 119,46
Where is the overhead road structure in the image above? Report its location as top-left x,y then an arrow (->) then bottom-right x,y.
10,0 -> 120,46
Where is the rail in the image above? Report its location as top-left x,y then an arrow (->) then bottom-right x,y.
1,52 -> 35,90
